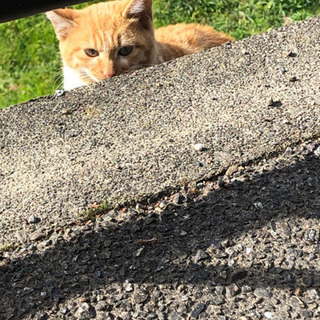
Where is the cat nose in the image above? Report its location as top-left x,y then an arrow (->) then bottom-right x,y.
105,70 -> 115,78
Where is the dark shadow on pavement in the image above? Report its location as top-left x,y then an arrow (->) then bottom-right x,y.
1,152 -> 320,319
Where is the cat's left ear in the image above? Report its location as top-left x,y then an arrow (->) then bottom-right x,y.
46,9 -> 78,41
123,0 -> 153,22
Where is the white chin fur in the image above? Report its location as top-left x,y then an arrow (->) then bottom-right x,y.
63,65 -> 87,90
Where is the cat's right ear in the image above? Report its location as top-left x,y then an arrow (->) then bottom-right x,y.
123,0 -> 153,30
46,9 -> 77,41
123,0 -> 152,18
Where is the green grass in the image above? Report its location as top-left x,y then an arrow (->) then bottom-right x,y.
78,200 -> 110,222
0,0 -> 319,108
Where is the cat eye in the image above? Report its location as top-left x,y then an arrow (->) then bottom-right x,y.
118,46 -> 133,56
84,48 -> 99,57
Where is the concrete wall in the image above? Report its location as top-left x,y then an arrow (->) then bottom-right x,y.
0,16 -> 319,245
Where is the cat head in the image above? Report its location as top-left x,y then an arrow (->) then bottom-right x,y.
46,0 -> 156,87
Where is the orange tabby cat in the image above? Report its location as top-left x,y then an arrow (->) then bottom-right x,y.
47,0 -> 234,90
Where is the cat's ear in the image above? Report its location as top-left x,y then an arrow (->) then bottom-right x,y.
46,9 -> 78,41
123,0 -> 153,22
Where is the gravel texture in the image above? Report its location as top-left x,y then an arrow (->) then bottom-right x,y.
0,16 -> 320,319
1,138 -> 320,320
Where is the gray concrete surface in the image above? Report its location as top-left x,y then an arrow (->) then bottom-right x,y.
1,16 -> 320,248
1,138 -> 320,319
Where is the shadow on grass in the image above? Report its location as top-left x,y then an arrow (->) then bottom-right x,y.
1,152 -> 320,319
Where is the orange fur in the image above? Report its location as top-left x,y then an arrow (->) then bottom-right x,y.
46,0 -> 234,90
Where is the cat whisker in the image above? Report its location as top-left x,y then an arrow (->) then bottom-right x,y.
78,69 -> 100,83
51,68 -> 64,91
53,74 -> 64,88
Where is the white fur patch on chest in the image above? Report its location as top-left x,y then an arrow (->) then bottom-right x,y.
63,65 -> 86,90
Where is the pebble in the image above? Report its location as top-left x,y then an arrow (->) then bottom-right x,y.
254,288 -> 272,298
172,193 -> 185,205
285,146 -> 293,154
226,284 -> 240,297
59,308 -> 68,315
135,246 -> 145,257
28,214 -> 40,224
124,283 -> 133,292
159,200 -> 167,209
27,244 -> 37,251
29,232 -> 45,241
75,303 -> 95,319
314,146 -> 320,157
55,89 -> 65,97
299,310 -> 313,318
264,312 -> 275,319
268,99 -> 282,107
193,249 -> 209,262
280,67 -> 287,74
289,296 -> 305,308
242,285 -> 252,293
254,202 -> 264,210
305,228 -> 318,242
133,289 -> 148,304
215,286 -> 225,295
302,276 -> 313,287
289,76 -> 298,82
306,288 -> 319,300
193,143 -> 205,151
94,270 -> 103,278
196,161 -> 204,167
190,303 -> 205,318
283,224 -> 292,237
288,51 -> 297,57
95,301 -> 107,311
